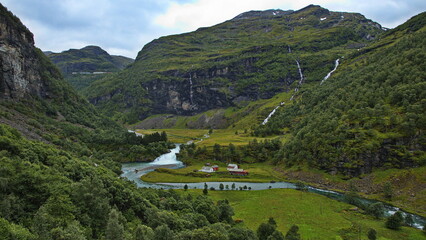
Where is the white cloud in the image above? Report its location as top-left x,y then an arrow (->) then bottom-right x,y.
154,0 -> 426,32
154,0 -> 342,32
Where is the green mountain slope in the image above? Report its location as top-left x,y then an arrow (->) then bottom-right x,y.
47,45 -> 133,91
255,12 -> 426,176
85,5 -> 384,123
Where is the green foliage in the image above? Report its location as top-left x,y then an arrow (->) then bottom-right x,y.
367,228 -> 377,240
285,225 -> 301,240
0,218 -> 35,240
105,209 -> 125,240
257,222 -> 276,240
367,202 -> 385,219
134,225 -> 154,240
385,212 -> 404,230
154,225 -> 173,240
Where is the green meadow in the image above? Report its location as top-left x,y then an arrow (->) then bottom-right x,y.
185,189 -> 426,240
136,128 -> 285,147
141,162 -> 283,183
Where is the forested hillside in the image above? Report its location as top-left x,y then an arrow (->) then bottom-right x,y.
254,12 -> 426,176
84,5 -> 384,123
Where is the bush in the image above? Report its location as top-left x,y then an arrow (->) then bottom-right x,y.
386,212 -> 404,230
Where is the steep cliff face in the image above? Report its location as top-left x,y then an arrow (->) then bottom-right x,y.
86,5 -> 385,123
0,3 -> 123,143
0,5 -> 49,99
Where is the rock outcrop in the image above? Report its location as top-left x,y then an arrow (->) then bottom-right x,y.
0,4 -> 49,99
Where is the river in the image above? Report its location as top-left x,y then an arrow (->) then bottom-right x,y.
121,144 -> 425,229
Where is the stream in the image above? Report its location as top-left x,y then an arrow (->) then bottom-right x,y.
121,144 -> 425,229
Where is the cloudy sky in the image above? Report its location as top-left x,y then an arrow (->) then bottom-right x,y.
2,0 -> 425,58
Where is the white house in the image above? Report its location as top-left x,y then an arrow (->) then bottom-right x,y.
199,166 -> 215,173
227,164 -> 239,171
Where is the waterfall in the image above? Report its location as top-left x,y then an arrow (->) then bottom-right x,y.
262,106 -> 280,125
261,49 -> 305,126
295,59 -> 304,85
188,73 -> 194,104
320,59 -> 340,85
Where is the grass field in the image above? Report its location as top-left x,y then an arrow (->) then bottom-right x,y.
141,162 -> 283,183
136,128 -> 286,147
184,189 -> 426,240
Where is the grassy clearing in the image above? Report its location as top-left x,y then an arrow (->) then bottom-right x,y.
184,189 -> 426,240
141,162 -> 283,183
136,128 -> 286,147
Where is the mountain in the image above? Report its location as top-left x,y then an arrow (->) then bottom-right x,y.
47,45 -> 133,91
253,12 -> 426,176
84,5 -> 385,123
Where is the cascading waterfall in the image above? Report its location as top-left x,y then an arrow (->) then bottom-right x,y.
320,58 -> 340,85
295,59 -> 304,85
262,48 -> 305,125
188,73 -> 194,105
262,106 -> 280,125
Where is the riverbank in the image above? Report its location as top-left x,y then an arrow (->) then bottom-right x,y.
274,166 -> 426,218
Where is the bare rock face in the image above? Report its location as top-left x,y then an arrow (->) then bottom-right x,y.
0,4 -> 48,99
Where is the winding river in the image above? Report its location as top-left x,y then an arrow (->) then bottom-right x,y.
121,144 -> 425,229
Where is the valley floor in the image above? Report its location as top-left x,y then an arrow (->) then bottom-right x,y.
184,189 -> 426,240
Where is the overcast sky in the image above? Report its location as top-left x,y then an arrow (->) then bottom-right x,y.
2,0 -> 425,58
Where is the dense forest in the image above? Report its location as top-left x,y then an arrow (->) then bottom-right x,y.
1,123 -> 282,240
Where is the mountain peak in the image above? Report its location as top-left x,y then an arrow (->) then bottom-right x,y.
294,4 -> 330,16
232,9 -> 294,20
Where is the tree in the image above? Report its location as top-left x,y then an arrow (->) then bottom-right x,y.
134,225 -> 154,240
213,144 -> 222,161
154,225 -> 173,240
367,202 -> 384,219
294,182 -> 307,191
219,183 -> 224,191
267,230 -> 285,240
231,183 -> 236,190
184,184 -> 188,191
105,209 -> 124,240
367,228 -> 377,240
203,183 -> 208,195
191,226 -> 228,240
383,182 -> 393,200
257,222 -> 276,240
217,200 -> 234,223
229,227 -> 257,240
285,225 -> 301,240
268,217 -> 277,226
386,211 -> 403,230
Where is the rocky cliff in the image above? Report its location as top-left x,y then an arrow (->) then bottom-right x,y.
0,5 -> 53,99
85,5 -> 385,123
